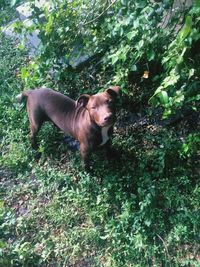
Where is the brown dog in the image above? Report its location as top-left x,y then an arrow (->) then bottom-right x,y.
16,86 -> 120,168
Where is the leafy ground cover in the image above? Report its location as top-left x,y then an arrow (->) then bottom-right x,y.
0,2 -> 200,267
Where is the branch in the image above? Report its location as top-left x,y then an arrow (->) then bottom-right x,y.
83,0 -> 118,26
156,234 -> 172,266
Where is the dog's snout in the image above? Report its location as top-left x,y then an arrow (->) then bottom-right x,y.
104,114 -> 113,122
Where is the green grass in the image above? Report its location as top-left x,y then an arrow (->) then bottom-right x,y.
0,22 -> 200,267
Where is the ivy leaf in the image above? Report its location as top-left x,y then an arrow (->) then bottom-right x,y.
131,64 -> 137,71
138,40 -> 144,49
163,73 -> 180,88
189,68 -> 195,79
162,109 -> 172,118
159,91 -> 168,104
100,234 -> 109,240
127,31 -> 137,40
179,16 -> 192,41
121,0 -> 127,5
21,67 -> 30,79
147,49 -> 155,61
112,55 -> 119,65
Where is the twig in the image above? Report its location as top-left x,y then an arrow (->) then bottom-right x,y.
156,234 -> 172,267
83,0 -> 118,25
82,0 -> 98,25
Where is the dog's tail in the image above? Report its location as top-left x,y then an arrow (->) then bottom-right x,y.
15,90 -> 29,103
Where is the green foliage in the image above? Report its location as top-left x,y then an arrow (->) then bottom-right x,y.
0,0 -> 22,8
0,0 -> 8,8
0,2 -> 199,267
151,1 -> 200,117
0,2 -> 17,25
13,0 -> 200,116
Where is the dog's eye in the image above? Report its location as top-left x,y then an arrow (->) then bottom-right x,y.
106,99 -> 113,105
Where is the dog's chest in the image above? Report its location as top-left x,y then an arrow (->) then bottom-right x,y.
99,126 -> 111,146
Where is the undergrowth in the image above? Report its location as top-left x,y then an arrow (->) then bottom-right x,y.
0,3 -> 200,267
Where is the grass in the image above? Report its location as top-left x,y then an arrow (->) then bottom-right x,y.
0,11 -> 200,267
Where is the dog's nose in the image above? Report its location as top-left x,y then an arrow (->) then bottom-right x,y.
104,114 -> 113,122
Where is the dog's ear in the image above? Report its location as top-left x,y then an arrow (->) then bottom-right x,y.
106,86 -> 120,98
76,94 -> 90,107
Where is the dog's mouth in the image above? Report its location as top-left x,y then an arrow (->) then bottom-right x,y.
98,118 -> 115,128
99,122 -> 113,127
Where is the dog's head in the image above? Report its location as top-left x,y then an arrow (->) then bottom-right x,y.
77,86 -> 120,127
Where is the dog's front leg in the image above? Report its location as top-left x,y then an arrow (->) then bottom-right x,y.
104,140 -> 118,160
80,142 -> 91,171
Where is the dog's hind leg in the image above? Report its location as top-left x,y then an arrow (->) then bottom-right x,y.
29,123 -> 40,149
26,102 -> 43,149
